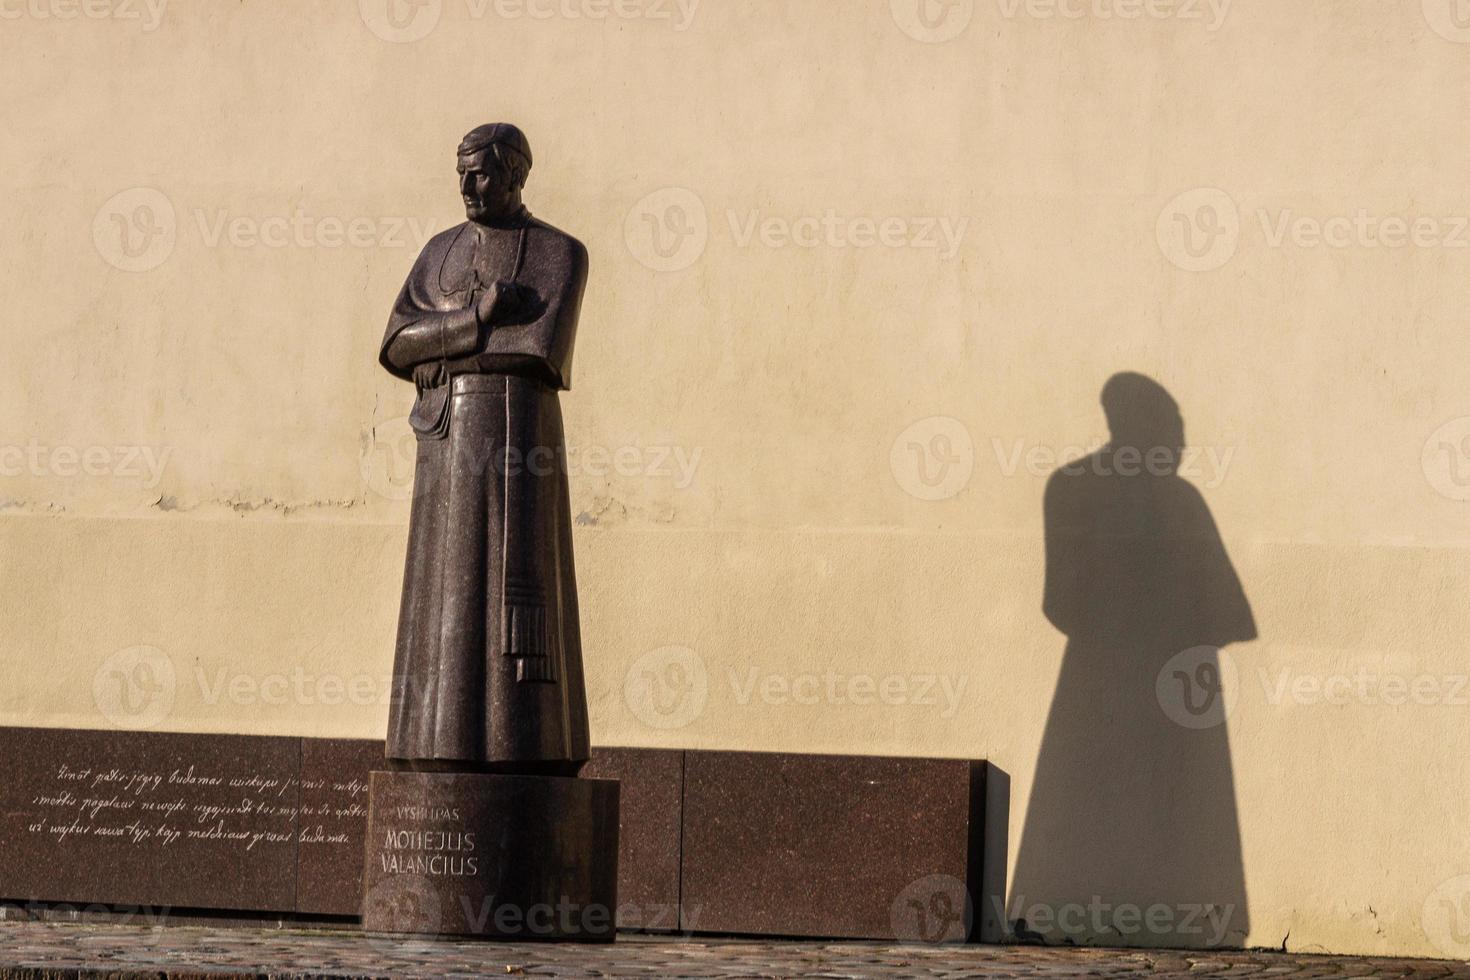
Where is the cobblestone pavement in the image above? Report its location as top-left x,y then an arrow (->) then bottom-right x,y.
0,922 -> 1467,979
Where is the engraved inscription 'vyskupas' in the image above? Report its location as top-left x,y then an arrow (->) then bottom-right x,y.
391,805 -> 459,821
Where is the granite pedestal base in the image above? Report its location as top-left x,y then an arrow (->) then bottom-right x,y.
361,770 -> 619,942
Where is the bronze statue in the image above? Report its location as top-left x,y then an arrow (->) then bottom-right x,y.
363,125 -> 614,941
378,123 -> 590,776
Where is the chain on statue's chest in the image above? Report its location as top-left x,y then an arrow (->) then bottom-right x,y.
437,223 -> 530,299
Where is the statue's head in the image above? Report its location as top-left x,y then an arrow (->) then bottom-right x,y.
457,123 -> 532,226
1101,372 -> 1185,475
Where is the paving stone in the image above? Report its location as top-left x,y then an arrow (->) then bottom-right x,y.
0,922 -> 1465,979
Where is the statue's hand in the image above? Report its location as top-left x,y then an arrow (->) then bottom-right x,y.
413,361 -> 446,389
475,280 -> 536,326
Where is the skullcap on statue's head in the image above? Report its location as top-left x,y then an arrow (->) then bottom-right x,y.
458,123 -> 532,170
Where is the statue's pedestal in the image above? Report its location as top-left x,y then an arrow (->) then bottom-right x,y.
360,770 -> 619,941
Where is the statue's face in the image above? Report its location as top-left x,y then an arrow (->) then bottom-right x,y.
457,149 -> 520,224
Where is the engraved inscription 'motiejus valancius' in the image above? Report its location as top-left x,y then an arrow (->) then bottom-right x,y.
377,123 -> 590,775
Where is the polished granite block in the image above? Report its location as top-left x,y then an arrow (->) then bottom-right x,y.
0,727 -> 301,912
679,751 -> 987,941
0,727 -> 990,943
0,730 -> 674,922
295,739 -> 386,916
581,747 -> 683,932
361,770 -> 619,941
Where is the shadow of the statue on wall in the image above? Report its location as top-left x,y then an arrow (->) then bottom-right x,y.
1008,371 -> 1257,950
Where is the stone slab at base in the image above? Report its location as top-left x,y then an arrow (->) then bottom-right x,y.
680,752 -> 991,941
0,728 -> 996,940
361,770 -> 619,941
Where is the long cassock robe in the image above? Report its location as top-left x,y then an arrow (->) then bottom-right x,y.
378,212 -> 590,771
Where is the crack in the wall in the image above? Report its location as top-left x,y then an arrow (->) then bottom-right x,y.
3,494 -> 372,518
0,499 -> 66,514
149,494 -> 364,516
574,495 -> 676,527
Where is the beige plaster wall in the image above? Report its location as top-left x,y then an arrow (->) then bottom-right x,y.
1,0 -> 1468,959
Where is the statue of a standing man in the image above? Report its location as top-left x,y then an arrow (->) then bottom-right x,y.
363,125 -> 614,941
378,123 -> 590,776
